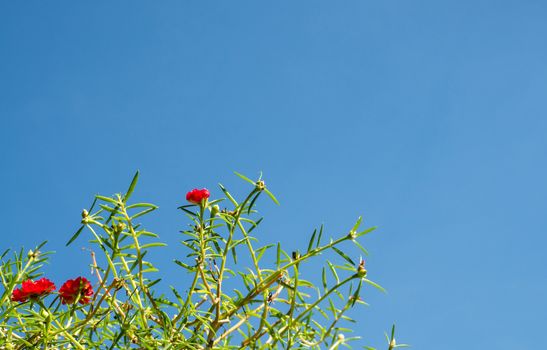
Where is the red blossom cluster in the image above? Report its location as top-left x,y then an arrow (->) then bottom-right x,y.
11,278 -> 56,302
11,276 -> 93,305
59,277 -> 94,305
186,188 -> 210,204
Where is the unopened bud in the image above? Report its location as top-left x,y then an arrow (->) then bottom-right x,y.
211,205 -> 220,217
357,258 -> 367,277
390,338 -> 396,349
115,222 -> 126,233
27,249 -> 40,260
81,209 -> 89,218
40,309 -> 51,321
348,230 -> 357,240
255,180 -> 266,191
292,251 -> 301,260
357,266 -> 367,277
338,333 -> 345,341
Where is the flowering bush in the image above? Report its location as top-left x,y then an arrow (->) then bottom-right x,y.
0,172 -> 406,349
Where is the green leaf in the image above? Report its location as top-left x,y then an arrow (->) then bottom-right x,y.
147,278 -> 162,288
124,170 -> 139,203
351,216 -> 363,232
247,217 -> 263,234
178,206 -> 197,217
351,280 -> 362,307
88,196 -> 98,212
256,244 -> 274,262
170,286 -> 184,304
0,248 -> 9,259
231,246 -> 237,264
174,259 -> 194,271
36,241 -> 48,251
322,267 -> 327,290
328,298 -> 337,317
276,242 -> 281,269
332,247 -> 355,265
364,278 -> 386,293
131,207 -> 157,220
234,171 -> 255,185
353,240 -> 369,256
140,242 -> 167,249
357,226 -> 377,238
316,224 -> 324,248
247,191 -> 261,214
327,260 -> 339,284
96,195 -> 119,205
264,188 -> 280,205
66,225 -> 85,246
219,183 -> 238,206
307,229 -> 317,253
127,203 -> 158,210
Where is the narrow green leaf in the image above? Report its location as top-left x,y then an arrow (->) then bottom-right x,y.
247,217 -> 263,234
332,246 -> 355,265
264,188 -> 280,205
178,206 -> 197,217
317,306 -> 329,320
231,247 -> 237,264
353,240 -> 369,256
131,207 -> 157,220
88,196 -> 98,212
351,216 -> 363,232
66,225 -> 85,246
219,183 -> 238,206
357,226 -> 377,238
174,259 -> 194,271
170,286 -> 184,304
36,241 -> 48,251
234,171 -> 255,185
247,191 -> 261,214
147,278 -> 162,288
124,170 -> 139,203
322,267 -> 327,290
328,298 -> 337,317
140,242 -> 167,249
127,203 -> 158,210
351,280 -> 362,307
316,224 -> 324,248
96,195 -> 119,205
307,229 -> 317,253
276,242 -> 281,269
364,278 -> 386,293
256,244 -> 274,262
327,260 -> 339,284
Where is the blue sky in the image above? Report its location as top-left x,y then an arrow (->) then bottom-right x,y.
1,1 -> 547,348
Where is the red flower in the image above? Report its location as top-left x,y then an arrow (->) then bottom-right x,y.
186,188 -> 210,204
11,278 -> 56,302
59,277 -> 94,305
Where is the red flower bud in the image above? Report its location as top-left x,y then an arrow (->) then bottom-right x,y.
59,277 -> 94,305
11,278 -> 56,303
186,188 -> 210,205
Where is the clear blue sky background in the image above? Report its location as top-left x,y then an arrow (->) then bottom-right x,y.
1,1 -> 547,348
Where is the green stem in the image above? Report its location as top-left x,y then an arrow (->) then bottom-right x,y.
210,189 -> 258,335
